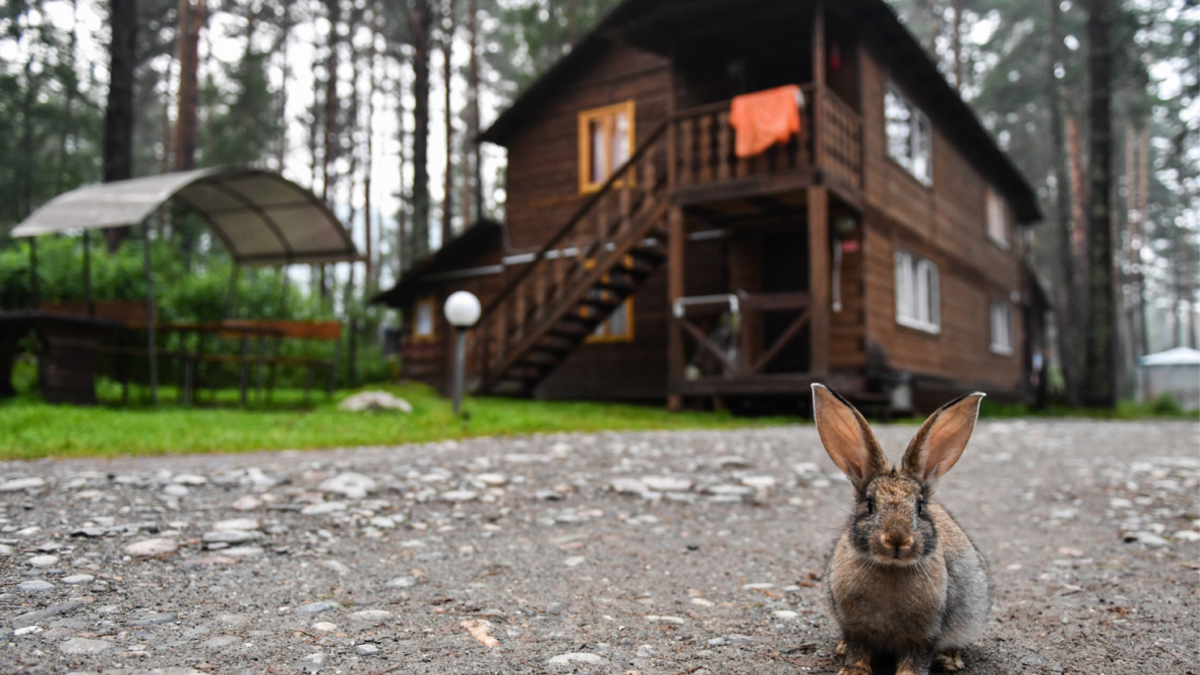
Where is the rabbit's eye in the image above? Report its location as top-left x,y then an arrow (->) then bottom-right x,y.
865,498 -> 875,515
917,500 -> 926,515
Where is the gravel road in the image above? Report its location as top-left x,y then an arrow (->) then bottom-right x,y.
1,419 -> 1197,675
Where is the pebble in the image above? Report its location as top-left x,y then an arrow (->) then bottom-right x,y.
0,477 -> 46,491
202,530 -> 261,544
131,612 -> 178,626
386,576 -> 417,588
354,643 -> 381,655
475,473 -> 509,486
59,638 -> 113,654
548,652 -> 603,666
640,476 -> 692,492
123,538 -> 179,557
212,518 -> 260,531
172,473 -> 209,485
295,601 -> 339,615
202,635 -> 240,650
350,610 -> 393,623
27,554 -> 59,568
1174,530 -> 1200,542
369,516 -> 397,529
441,490 -> 478,502
163,484 -> 190,497
321,560 -> 351,575
741,476 -> 776,489
319,472 -> 377,500
62,574 -> 95,585
300,502 -> 348,516
311,621 -> 337,633
223,546 -> 264,558
232,495 -> 262,511
563,556 -> 585,567
18,580 -> 55,592
773,610 -> 799,620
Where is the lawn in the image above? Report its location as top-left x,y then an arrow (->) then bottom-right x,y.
0,382 -> 791,461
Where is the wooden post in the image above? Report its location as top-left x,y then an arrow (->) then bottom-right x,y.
143,222 -> 158,405
225,264 -> 240,318
667,205 -> 685,411
812,3 -> 826,173
808,186 -> 830,376
83,230 -> 94,318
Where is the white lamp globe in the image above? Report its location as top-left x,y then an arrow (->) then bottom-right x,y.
444,291 -> 482,327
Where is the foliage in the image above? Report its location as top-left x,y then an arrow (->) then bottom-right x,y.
0,381 -> 787,459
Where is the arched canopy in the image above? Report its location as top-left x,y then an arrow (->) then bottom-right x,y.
11,167 -> 359,266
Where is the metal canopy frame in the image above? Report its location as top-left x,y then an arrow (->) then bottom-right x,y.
11,167 -> 360,405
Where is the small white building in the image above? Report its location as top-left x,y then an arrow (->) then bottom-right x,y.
1137,347 -> 1200,410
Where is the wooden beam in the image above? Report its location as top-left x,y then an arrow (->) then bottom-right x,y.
812,3 -> 826,173
676,316 -> 741,373
808,185 -> 830,376
751,308 -> 811,373
667,205 -> 685,411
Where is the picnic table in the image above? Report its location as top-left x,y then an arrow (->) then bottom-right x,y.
0,310 -> 125,403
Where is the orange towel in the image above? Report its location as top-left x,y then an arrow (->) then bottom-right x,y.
728,85 -> 803,158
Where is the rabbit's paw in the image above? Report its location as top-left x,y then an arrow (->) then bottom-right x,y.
934,650 -> 965,672
835,667 -> 872,675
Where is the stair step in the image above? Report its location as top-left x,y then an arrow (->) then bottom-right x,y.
504,365 -> 544,380
533,335 -> 576,352
523,351 -> 560,366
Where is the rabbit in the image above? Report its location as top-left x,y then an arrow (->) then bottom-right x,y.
811,384 -> 990,675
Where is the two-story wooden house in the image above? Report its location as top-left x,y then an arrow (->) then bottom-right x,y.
374,0 -> 1044,413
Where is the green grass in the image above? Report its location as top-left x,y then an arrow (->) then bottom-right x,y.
979,396 -> 1200,420
0,381 -> 792,461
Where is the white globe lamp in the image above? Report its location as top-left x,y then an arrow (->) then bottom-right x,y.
443,291 -> 481,414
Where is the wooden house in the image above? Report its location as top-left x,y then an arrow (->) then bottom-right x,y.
374,0 -> 1044,413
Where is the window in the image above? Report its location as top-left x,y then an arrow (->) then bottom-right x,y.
894,250 -> 940,333
587,297 -> 634,343
986,189 -> 1009,248
578,101 -> 635,193
885,84 -> 932,185
990,300 -> 1014,355
412,296 -> 438,342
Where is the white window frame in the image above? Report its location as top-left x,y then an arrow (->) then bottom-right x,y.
885,83 -> 933,186
990,300 -> 1014,355
986,189 -> 1010,248
894,250 -> 940,333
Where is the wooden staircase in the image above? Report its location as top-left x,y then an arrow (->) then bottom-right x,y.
471,121 -> 672,395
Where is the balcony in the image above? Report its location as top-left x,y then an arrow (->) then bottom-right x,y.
669,84 -> 863,207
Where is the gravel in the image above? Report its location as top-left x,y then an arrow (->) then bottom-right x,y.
0,420 -> 1196,674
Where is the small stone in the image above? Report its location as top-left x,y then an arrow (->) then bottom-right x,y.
773,610 -> 799,620
212,518 -> 260,531
18,579 -> 55,592
131,612 -> 178,626
60,638 -> 113,654
641,476 -> 692,492
0,477 -> 46,491
13,626 -> 42,636
300,502 -> 348,516
338,391 -> 412,412
295,601 -> 339,615
350,610 -> 393,623
386,576 -> 417,589
163,484 -> 190,497
311,621 -> 337,633
548,652 -> 603,667
202,636 -> 240,651
563,556 -> 585,567
741,476 -> 776,489
123,538 -> 179,557
691,597 -> 715,607
742,582 -> 775,590
202,530 -> 261,544
475,473 -> 508,487
321,560 -> 351,575
172,473 -> 208,485
369,516 -> 396,529
1130,531 -> 1170,547
299,652 -> 330,671
216,613 -> 250,627
1173,530 -> 1200,542
232,495 -> 262,511
441,490 -> 478,503
707,484 -> 753,496
611,478 -> 648,495
28,554 -> 59,568
319,472 -> 377,500
726,634 -> 754,645
62,574 -> 95,585
354,643 -> 381,655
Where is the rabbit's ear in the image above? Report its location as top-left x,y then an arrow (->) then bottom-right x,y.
901,392 -> 986,483
812,384 -> 888,492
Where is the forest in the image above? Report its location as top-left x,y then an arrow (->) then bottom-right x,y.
0,0 -> 1196,405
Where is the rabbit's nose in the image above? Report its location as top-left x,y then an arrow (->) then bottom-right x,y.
883,532 -> 913,552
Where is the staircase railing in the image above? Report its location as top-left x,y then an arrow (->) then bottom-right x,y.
472,119 -> 671,389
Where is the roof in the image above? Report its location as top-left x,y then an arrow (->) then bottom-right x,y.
478,0 -> 1041,223
1138,347 -> 1200,367
371,219 -> 504,308
11,167 -> 359,266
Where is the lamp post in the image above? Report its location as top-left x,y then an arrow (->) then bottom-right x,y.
443,291 -> 481,415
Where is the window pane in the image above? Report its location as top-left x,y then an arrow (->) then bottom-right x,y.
611,112 -> 631,170
590,119 -> 606,183
925,263 -> 939,327
415,301 -> 434,337
885,89 -> 912,168
607,299 -> 629,336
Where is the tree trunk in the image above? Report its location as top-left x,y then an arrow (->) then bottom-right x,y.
441,0 -> 457,247
103,0 -> 137,252
952,0 -> 962,91
1045,0 -> 1079,407
462,0 -> 481,225
397,68 -> 409,276
173,0 -> 204,172
365,3 -> 379,291
410,0 -> 433,262
321,0 -> 342,206
1083,0 -> 1115,408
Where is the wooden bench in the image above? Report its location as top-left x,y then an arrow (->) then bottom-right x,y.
192,319 -> 342,405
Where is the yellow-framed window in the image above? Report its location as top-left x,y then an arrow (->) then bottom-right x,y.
411,295 -> 439,343
578,100 -> 636,194
586,296 -> 635,343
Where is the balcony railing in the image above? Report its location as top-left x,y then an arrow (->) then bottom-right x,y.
671,84 -> 862,195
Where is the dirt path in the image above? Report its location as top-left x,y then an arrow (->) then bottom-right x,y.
1,420 -> 1196,674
